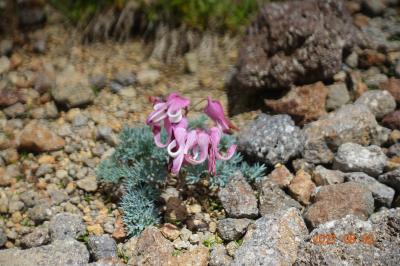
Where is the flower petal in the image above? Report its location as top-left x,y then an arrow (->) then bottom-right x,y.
185,131 -> 209,165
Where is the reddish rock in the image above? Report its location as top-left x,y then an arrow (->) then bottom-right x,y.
288,170 -> 316,205
349,71 -> 368,99
0,89 -> 22,107
359,49 -> 386,68
266,165 -> 294,188
265,82 -> 328,125
172,246 -> 209,266
129,227 -> 174,266
380,78 -> 400,103
304,182 -> 374,228
17,123 -> 65,152
382,110 -> 400,130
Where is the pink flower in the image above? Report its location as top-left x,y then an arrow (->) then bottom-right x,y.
204,96 -> 238,134
147,93 -> 190,125
207,127 -> 237,175
147,93 -> 190,148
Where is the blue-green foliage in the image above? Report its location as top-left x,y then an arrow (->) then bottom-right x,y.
96,126 -> 168,236
96,121 -> 266,236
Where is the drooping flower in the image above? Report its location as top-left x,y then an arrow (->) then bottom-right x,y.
204,96 -> 238,134
147,93 -> 190,148
207,127 -> 237,175
147,93 -> 190,126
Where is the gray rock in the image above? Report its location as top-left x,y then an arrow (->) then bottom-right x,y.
8,200 -> 24,213
333,143 -> 387,177
51,86 -> 95,108
47,188 -> 68,205
217,218 -> 252,241
312,165 -> 345,186
3,103 -> 26,118
20,190 -> 40,207
0,228 -> 6,247
302,104 -> 390,164
137,69 -> 160,85
0,56 -> 10,75
20,226 -> 50,248
232,208 -> 308,266
0,238 -> 89,266
87,235 -> 117,260
304,182 -> 375,229
77,177 -> 98,192
238,114 -> 304,166
362,0 -> 386,16
218,173 -> 258,219
295,209 -> 400,265
387,143 -> 400,157
345,52 -> 358,68
113,71 -> 136,86
109,82 -> 123,93
355,90 -> 396,119
326,83 -> 350,111
209,244 -> 232,266
0,39 -> 13,56
49,212 -> 86,241
364,73 -> 388,88
35,164 -> 53,177
72,113 -> 88,127
345,172 -> 395,207
27,203 -> 52,224
34,71 -> 55,94
89,74 -> 107,90
33,38 -> 47,54
258,182 -> 302,216
378,168 -> 400,192
97,125 -> 117,146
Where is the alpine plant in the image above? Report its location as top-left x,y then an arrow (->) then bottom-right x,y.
146,93 -> 237,176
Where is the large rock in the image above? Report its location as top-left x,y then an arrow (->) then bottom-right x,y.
345,172 -> 395,207
333,143 -> 387,177
295,208 -> 400,265
128,227 -> 209,266
218,173 -> 258,219
304,182 -> 374,228
88,235 -> 117,261
217,218 -> 252,241
258,182 -> 303,216
0,238 -> 89,266
129,227 -> 174,266
355,90 -> 396,119
326,83 -> 350,111
17,123 -> 65,152
52,66 -> 95,108
312,165 -> 345,186
238,114 -> 304,166
302,104 -> 389,164
232,208 -> 308,266
378,168 -> 400,192
229,0 -> 365,113
49,212 -> 86,241
265,82 -> 328,125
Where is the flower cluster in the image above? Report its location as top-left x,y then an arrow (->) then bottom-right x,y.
146,93 -> 237,175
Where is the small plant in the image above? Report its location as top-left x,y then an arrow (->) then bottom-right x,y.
171,249 -> 182,257
97,92 -> 265,236
202,235 -> 223,248
77,232 -> 89,243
